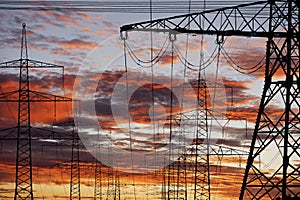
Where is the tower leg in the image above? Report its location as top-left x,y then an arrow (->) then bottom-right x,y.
240,1 -> 300,199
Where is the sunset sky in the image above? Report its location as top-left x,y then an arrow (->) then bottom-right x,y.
0,0 -> 290,199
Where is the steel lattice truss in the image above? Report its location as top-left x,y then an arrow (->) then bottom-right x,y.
240,1 -> 300,199
106,169 -> 121,200
121,0 -> 289,38
15,23 -> 33,200
192,80 -> 210,200
53,120 -> 81,200
70,130 -> 81,200
0,24 -> 74,200
120,0 -> 300,199
94,159 -> 103,200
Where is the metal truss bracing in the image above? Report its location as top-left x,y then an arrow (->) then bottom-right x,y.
0,90 -> 73,102
94,160 -> 103,200
106,170 -> 114,199
14,23 -> 33,200
193,79 -> 210,200
240,1 -> 300,199
51,120 -> 81,200
106,169 -> 120,200
121,0 -> 296,38
70,124 -> 81,200
167,157 -> 188,200
120,0 -> 300,199
169,79 -> 210,200
0,24 -> 73,200
165,107 -> 248,200
94,132 -> 103,200
114,172 -> 121,200
105,142 -> 120,200
165,79 -> 210,200
167,107 -> 188,200
0,58 -> 64,69
0,125 -> 77,142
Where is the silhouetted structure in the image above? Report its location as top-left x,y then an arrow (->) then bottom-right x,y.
120,0 -> 300,199
0,24 -> 73,199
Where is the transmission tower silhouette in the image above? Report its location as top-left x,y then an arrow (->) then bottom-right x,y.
106,168 -> 121,200
94,159 -> 103,200
0,23 -> 73,199
53,119 -> 81,200
120,0 -> 300,199
70,122 -> 81,200
240,1 -> 300,199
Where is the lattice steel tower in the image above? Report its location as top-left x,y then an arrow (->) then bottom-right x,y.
240,1 -> 300,199
94,159 -> 103,200
70,122 -> 81,200
120,0 -> 300,199
15,22 -> 33,200
0,23 -> 73,199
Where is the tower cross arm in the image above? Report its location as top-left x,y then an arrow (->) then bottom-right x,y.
0,90 -> 74,102
208,144 -> 248,156
0,126 -> 76,140
0,59 -> 64,69
28,90 -> 74,102
120,0 -> 293,38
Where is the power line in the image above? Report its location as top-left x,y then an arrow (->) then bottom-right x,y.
119,0 -> 300,199
0,1 -> 269,14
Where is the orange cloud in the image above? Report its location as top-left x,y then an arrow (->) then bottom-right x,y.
56,39 -> 98,51
157,52 -> 180,65
0,72 -> 74,129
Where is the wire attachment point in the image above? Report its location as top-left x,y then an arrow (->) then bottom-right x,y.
120,31 -> 128,40
216,35 -> 224,44
169,33 -> 176,42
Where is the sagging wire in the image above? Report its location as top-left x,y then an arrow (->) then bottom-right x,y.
149,0 -> 157,198
125,38 -> 170,68
121,33 -> 137,200
207,34 -> 223,200
167,32 -> 176,200
221,45 -> 265,74
175,0 -> 193,197
173,42 -> 220,71
125,37 -> 170,64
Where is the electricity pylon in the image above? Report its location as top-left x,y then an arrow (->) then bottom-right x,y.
94,159 -> 103,200
165,78 -> 210,200
70,123 -> 81,200
106,168 -> 120,200
120,0 -> 300,199
53,119 -> 81,200
0,23 -> 73,199
94,133 -> 103,200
